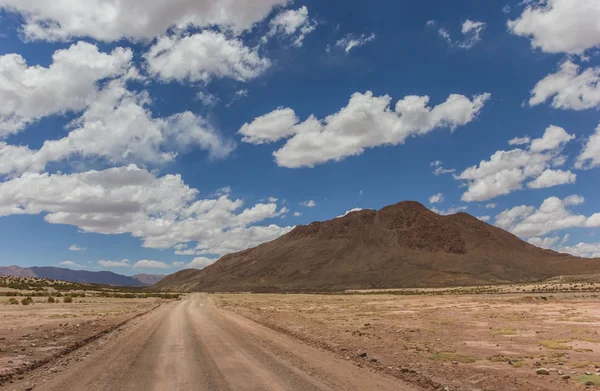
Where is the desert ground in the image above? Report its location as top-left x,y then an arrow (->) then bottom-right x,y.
217,283 -> 600,391
1,277 -> 600,390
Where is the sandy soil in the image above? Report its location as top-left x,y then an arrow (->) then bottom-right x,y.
216,291 -> 600,391
2,294 -> 415,391
0,295 -> 161,385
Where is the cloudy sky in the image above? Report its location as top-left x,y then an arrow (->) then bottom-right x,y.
0,0 -> 599,275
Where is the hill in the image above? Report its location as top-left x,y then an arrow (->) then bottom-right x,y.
154,201 -> 600,292
0,266 -> 164,286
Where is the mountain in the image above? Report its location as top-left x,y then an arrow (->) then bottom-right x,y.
132,274 -> 166,285
0,266 -> 164,286
154,201 -> 600,292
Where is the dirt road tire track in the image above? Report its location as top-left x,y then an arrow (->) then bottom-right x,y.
5,294 -> 419,391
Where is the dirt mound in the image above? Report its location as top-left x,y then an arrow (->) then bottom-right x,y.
154,201 -> 600,292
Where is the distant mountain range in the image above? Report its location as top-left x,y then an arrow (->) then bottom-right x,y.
154,201 -> 600,292
0,265 -> 165,286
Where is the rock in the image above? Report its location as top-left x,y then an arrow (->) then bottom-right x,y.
558,371 -> 564,375
585,372 -> 593,376
562,375 -> 570,380
400,367 -> 409,373
364,323 -> 370,326
597,369 -> 600,373
358,352 -> 367,358
345,356 -> 350,360
370,358 -> 378,363
30,344 -> 36,348
585,381 -> 595,386
8,360 -> 13,364
559,362 -> 564,365
536,368 -> 550,375
452,361 -> 459,365
444,387 -> 450,391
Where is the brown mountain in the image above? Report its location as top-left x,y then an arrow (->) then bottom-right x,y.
154,201 -> 600,292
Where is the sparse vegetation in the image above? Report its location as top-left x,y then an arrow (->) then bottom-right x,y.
47,296 -> 56,303
21,296 -> 34,305
538,340 -> 572,350
63,296 -> 73,303
429,351 -> 477,363
7,297 -> 18,305
576,375 -> 600,386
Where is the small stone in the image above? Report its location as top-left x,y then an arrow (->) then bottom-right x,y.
345,356 -> 350,360
558,370 -> 564,375
585,381 -> 595,386
8,360 -> 13,364
370,358 -> 378,363
559,362 -> 564,365
400,367 -> 409,373
358,352 -> 367,358
562,375 -> 570,380
585,371 -> 593,376
536,368 -> 550,375
30,344 -> 36,348
452,361 -> 459,365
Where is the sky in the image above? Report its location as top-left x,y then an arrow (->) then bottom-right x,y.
0,0 -> 599,276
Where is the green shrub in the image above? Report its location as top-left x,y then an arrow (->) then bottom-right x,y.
63,296 -> 73,303
21,296 -> 34,305
47,296 -> 56,303
8,298 -> 18,305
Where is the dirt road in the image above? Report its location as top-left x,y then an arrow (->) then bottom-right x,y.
25,294 -> 417,391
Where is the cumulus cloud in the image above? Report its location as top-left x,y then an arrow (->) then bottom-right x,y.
59,261 -> 78,266
0,41 -> 132,136
188,257 -> 216,269
558,242 -> 600,258
430,206 -> 467,216
337,208 -> 363,218
0,165 -> 293,254
0,0 -> 287,41
508,0 -> 600,54
0,80 -> 235,176
266,6 -> 316,47
529,61 -> 600,110
456,125 -> 576,202
528,236 -> 560,249
485,203 -> 497,209
335,33 -> 376,53
429,193 -> 444,204
69,245 -> 86,251
134,260 -> 170,269
240,91 -> 490,168
477,215 -> 491,222
508,136 -> 531,146
576,123 -> 600,169
98,259 -> 130,268
144,31 -> 270,84
293,211 -> 302,217
495,194 -> 599,238
300,200 -> 316,207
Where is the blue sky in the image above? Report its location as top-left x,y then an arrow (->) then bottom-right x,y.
0,0 -> 599,275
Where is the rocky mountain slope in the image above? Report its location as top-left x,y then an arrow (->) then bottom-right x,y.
154,201 -> 600,292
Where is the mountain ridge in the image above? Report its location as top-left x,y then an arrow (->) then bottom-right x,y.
153,200 -> 600,292
0,265 -> 165,286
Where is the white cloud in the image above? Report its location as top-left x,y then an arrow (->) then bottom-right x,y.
477,215 -> 491,222
508,0 -> 600,54
0,0 -> 288,41
576,123 -> 600,169
0,41 -> 132,136
429,193 -> 444,204
196,91 -> 220,107
529,61 -> 600,110
240,91 -> 490,168
0,165 -> 293,255
133,260 -> 170,269
485,203 -> 497,209
266,6 -> 316,47
335,33 -> 376,53
527,169 -> 576,189
528,236 -> 560,249
293,211 -> 302,217
188,257 -> 216,269
502,5 -> 511,14
59,261 -> 77,266
268,197 -> 279,203
337,208 -> 363,218
144,31 -> 271,84
175,249 -> 197,256
562,233 -> 570,244
98,259 -> 130,268
69,244 -> 86,251
494,194 -> 599,238
431,160 -> 456,176
457,125 -> 576,202
300,200 -> 316,207
430,19 -> 486,49
0,80 -> 235,176
508,136 -> 531,146
558,242 -> 600,258
431,206 -> 467,215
